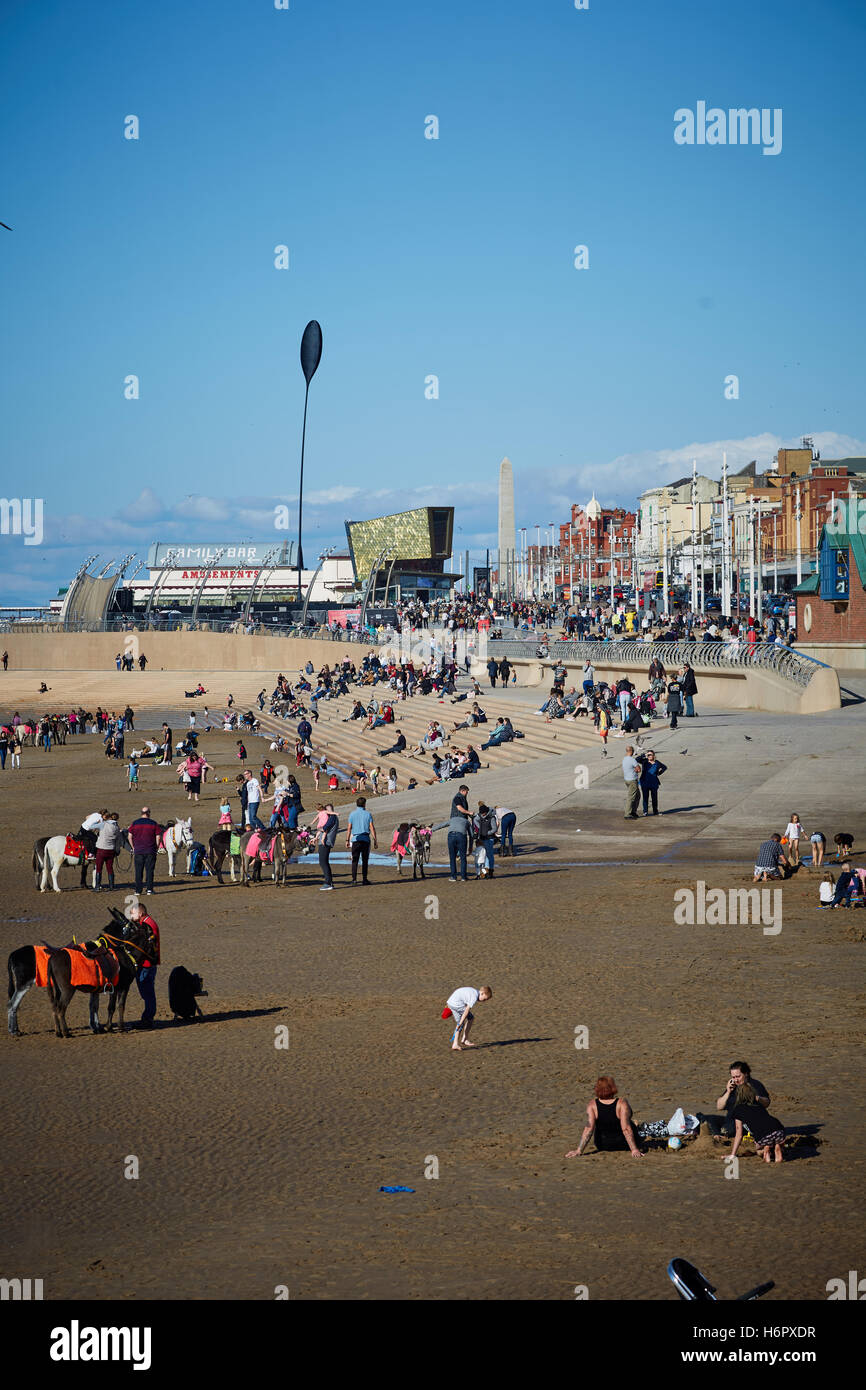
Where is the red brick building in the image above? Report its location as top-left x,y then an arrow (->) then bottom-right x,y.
794,517 -> 866,644
557,497 -> 637,596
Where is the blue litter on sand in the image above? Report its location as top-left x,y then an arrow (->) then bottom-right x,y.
379,1185 -> 415,1194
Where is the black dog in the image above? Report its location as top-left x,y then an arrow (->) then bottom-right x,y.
168,966 -> 208,1022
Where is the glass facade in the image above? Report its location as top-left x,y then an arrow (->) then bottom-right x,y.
345,507 -> 454,582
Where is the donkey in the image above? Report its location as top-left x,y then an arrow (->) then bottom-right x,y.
207,829 -> 245,885
394,823 -> 432,880
271,826 -> 299,886
159,818 -> 194,876
8,908 -> 150,1038
206,828 -> 297,885
406,824 -> 432,880
34,829 -> 99,891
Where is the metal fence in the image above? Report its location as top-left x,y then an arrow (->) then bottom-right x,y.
486,638 -> 826,690
3,618 -> 825,688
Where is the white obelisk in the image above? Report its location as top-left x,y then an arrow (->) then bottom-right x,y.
498,456 -> 517,598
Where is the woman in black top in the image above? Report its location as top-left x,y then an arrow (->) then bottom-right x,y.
730,1087 -> 785,1164
566,1077 -> 644,1158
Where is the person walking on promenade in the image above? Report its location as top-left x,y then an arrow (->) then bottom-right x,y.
622,744 -> 640,820
638,750 -> 667,816
316,803 -> 339,891
1,650 -> 8,671
680,662 -> 698,717
129,806 -> 163,897
486,657 -> 498,689
346,796 -> 377,885
128,901 -> 160,1028
665,674 -> 683,730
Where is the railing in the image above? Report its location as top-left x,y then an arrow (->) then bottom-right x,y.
1,617 -> 383,643
486,638 -> 822,689
1,619 -> 822,689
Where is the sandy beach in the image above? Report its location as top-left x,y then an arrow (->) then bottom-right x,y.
1,668 -> 864,1300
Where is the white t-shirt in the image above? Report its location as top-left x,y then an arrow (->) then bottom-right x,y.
819,880 -> 834,903
245,778 -> 262,802
82,812 -> 104,832
785,821 -> 805,840
447,986 -> 480,1017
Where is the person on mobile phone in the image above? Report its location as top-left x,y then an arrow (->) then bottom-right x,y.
706,1060 -> 771,1137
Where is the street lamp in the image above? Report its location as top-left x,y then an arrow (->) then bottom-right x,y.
297,320 -> 323,604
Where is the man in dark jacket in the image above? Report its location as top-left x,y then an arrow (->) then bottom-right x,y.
680,663 -> 698,717
128,806 -> 163,896
378,730 -> 407,756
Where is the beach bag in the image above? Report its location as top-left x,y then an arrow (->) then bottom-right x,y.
513,729 -> 524,738
230,832 -> 242,856
667,1108 -> 700,1136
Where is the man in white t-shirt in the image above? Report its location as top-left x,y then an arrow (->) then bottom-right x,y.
444,984 -> 492,1051
243,772 -> 265,830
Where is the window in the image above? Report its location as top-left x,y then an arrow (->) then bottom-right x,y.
819,542 -> 848,601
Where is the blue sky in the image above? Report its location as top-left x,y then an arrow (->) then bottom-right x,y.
1,0 -> 864,601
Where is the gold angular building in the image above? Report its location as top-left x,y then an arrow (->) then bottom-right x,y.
345,506 -> 457,603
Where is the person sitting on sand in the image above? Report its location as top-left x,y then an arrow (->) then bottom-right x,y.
706,1060 -> 771,1137
830,861 -> 858,907
565,1076 -> 645,1158
818,872 -> 835,908
443,984 -> 492,1052
727,1083 -> 786,1165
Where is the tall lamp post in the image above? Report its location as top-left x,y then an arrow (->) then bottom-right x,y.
297,320 -> 323,605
